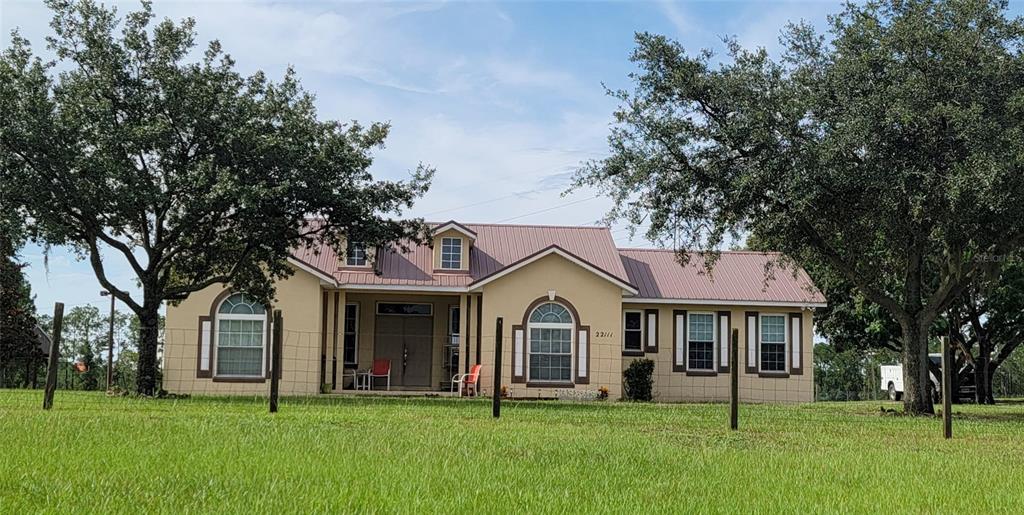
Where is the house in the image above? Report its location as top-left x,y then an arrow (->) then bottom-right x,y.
162,221 -> 825,402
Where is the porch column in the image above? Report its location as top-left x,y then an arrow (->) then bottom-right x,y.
459,294 -> 469,374
331,290 -> 345,391
319,290 -> 329,389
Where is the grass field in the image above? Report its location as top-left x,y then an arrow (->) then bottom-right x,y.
2,391 -> 1023,513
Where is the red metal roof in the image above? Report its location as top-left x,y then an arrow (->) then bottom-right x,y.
618,249 -> 825,305
291,222 -> 824,305
293,223 -> 631,289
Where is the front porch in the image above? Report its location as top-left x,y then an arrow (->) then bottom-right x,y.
322,290 -> 483,395
325,389 -> 461,398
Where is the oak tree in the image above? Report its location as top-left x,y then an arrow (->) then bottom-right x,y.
574,0 -> 1024,413
1,1 -> 432,394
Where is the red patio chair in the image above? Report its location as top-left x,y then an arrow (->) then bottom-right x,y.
363,359 -> 391,391
451,364 -> 482,397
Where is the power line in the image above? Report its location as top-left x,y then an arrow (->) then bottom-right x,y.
420,163 -> 584,218
423,189 -> 542,217
494,195 -> 600,223
431,162 -> 578,199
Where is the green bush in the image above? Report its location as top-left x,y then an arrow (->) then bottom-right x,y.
623,359 -> 654,401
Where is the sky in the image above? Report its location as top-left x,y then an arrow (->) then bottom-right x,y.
1,0 -> 854,314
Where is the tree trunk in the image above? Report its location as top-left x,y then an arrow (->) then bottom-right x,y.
901,320 -> 935,415
980,361 -> 996,404
974,350 -> 989,404
135,303 -> 161,396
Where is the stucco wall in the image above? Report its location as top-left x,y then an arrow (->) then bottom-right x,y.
163,264 -> 324,396
162,259 -> 815,403
478,253 -> 625,400
621,303 -> 815,403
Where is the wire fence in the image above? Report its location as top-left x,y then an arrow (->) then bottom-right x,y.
9,312 -> 1023,440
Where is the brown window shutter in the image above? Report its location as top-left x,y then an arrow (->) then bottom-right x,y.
576,325 -> 590,384
717,311 -> 731,373
512,324 -> 526,383
745,311 -> 758,374
644,309 -> 659,353
790,313 -> 803,375
672,310 -> 686,372
196,316 -> 212,378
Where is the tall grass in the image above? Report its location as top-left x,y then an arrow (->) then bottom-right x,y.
1,391 -> 1022,512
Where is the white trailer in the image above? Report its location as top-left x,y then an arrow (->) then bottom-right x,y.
881,354 -> 942,401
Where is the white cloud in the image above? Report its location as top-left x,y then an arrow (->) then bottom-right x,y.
4,0 -> 651,312
728,2 -> 839,57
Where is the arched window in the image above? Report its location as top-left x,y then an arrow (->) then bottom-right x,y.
527,302 -> 573,382
215,293 -> 267,377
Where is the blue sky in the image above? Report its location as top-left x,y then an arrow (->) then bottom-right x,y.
3,0 -> 863,313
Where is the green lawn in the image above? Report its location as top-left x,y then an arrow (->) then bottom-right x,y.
1,391 -> 1022,513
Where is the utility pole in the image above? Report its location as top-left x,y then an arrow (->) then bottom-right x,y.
100,290 -> 115,391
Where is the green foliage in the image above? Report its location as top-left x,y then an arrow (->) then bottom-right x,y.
61,306 -> 106,390
0,237 -> 42,388
0,1 -> 432,394
814,341 -> 899,401
622,358 -> 654,401
2,392 -> 1024,512
573,0 -> 1024,414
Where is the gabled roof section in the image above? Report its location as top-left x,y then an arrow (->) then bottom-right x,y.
468,245 -> 638,294
292,222 -> 632,291
289,221 -> 824,306
618,249 -> 826,307
431,221 -> 477,241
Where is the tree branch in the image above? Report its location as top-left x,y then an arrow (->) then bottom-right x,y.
795,219 -> 905,318
162,245 -> 257,299
85,238 -> 142,313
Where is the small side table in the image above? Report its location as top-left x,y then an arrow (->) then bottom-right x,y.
346,369 -> 362,390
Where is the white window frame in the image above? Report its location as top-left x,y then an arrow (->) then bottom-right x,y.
622,310 -> 644,352
686,311 -> 716,372
344,303 -> 359,366
527,302 -> 574,383
440,237 -> 462,270
346,241 -> 368,267
759,313 -> 789,373
213,296 -> 268,379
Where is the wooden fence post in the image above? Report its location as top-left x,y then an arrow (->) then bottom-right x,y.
43,302 -> 64,410
730,328 -> 739,430
270,310 -> 283,413
492,317 -> 503,419
941,336 -> 952,439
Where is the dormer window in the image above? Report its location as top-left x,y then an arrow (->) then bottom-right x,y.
346,241 -> 367,267
440,237 -> 462,269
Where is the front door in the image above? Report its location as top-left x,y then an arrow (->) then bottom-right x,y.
375,306 -> 433,387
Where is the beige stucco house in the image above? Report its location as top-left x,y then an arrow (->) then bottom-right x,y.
162,221 -> 826,402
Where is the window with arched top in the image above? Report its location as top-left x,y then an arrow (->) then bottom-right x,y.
215,293 -> 267,377
527,302 -> 573,382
